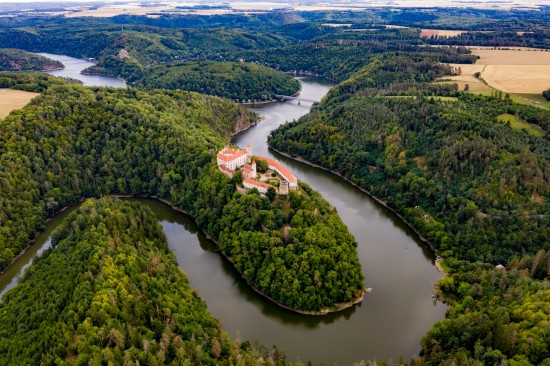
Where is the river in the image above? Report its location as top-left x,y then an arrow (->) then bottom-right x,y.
38,53 -> 127,87
0,55 -> 446,365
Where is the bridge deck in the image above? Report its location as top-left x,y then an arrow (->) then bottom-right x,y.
274,94 -> 317,103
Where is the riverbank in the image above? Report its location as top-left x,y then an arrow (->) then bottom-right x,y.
41,66 -> 64,72
286,70 -> 339,83
435,257 -> 448,274
0,197 -> 86,276
103,195 -> 367,315
200,225 -> 366,316
239,99 -> 277,106
269,146 -> 438,256
238,82 -> 303,106
80,69 -> 128,84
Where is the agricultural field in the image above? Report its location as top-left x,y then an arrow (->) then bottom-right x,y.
420,29 -> 467,38
0,89 -> 39,119
421,30 -> 532,39
473,47 -> 550,65
437,63 -> 491,94
482,64 -> 549,94
437,47 -> 550,108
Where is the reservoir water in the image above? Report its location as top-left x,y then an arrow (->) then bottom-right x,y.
0,56 -> 446,365
38,53 -> 127,87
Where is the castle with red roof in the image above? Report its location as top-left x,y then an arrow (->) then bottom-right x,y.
216,144 -> 298,195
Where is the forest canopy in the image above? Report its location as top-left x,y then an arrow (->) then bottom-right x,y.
0,198 -> 290,365
1,11 -> 549,365
269,53 -> 550,264
88,59 -> 300,101
0,48 -> 63,71
0,21 -> 299,100
0,82 -> 364,312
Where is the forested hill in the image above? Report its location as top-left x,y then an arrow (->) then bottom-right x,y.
267,48 -> 550,364
0,48 -> 63,71
0,198 -> 287,365
0,71 -> 77,92
0,83 -> 364,312
0,21 -> 300,100
420,252 -> 550,365
269,53 -> 550,264
138,61 -> 300,101
237,30 -> 477,82
87,59 -> 301,102
0,22 -> 289,65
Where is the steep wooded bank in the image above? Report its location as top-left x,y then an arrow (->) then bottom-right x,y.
0,198 -> 290,365
0,83 -> 364,312
0,22 -> 289,66
269,54 -> 549,264
238,30 -> 477,82
268,51 -> 550,364
0,48 -> 63,71
421,253 -> 550,365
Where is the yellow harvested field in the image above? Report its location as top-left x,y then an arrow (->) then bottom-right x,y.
472,47 -> 550,65
438,48 -> 550,95
0,89 -> 40,119
438,64 -> 490,93
482,65 -> 550,93
470,48 -> 550,94
420,29 -> 467,38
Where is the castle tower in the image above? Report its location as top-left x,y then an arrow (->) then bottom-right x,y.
252,160 -> 257,177
246,144 -> 252,163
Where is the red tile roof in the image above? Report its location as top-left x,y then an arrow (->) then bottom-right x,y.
243,178 -> 274,190
217,148 -> 247,162
219,164 -> 233,173
256,156 -> 297,183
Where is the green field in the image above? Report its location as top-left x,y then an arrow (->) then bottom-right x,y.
433,96 -> 459,102
435,81 -> 550,110
497,113 -> 545,137
510,93 -> 550,110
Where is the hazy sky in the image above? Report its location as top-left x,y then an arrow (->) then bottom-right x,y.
1,0 -> 545,5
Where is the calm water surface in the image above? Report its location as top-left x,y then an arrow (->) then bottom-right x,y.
0,205 -> 80,298
0,73 -> 446,364
38,53 -> 126,87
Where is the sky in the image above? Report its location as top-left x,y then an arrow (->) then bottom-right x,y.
0,0 -> 546,6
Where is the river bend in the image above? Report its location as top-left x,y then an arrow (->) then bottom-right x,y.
0,56 -> 446,365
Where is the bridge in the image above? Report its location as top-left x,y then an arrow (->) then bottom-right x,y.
274,95 -> 317,104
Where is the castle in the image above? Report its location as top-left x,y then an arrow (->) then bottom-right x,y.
216,144 -> 298,195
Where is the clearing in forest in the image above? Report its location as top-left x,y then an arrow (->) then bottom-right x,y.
497,113 -> 544,137
0,89 -> 40,119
